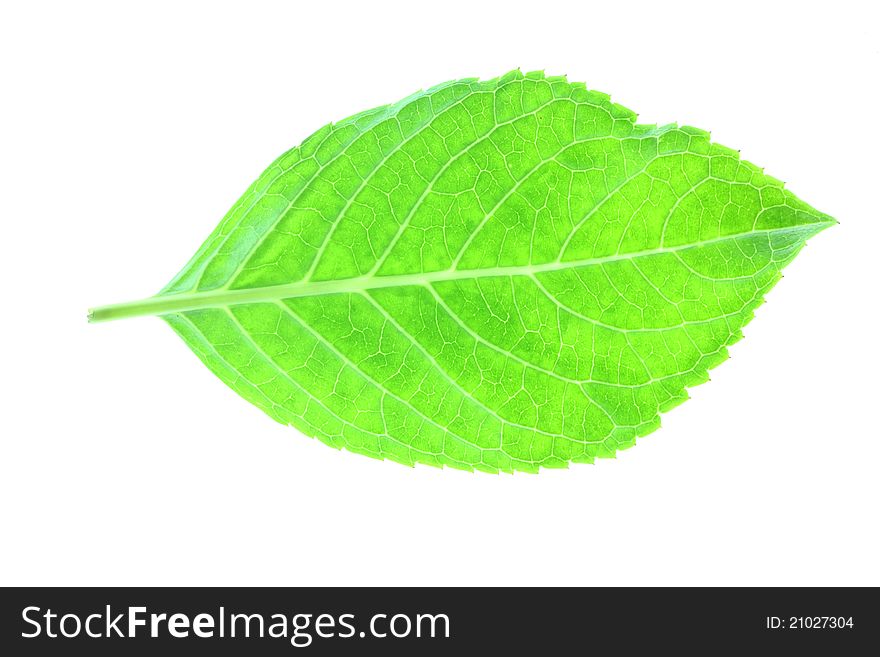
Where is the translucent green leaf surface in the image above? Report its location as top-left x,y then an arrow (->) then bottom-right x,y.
90,70 -> 834,472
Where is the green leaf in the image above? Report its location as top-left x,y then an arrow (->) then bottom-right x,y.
89,70 -> 834,473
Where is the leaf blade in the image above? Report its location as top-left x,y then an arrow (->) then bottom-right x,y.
91,70 -> 834,471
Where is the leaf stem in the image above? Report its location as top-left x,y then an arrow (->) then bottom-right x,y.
87,222 -> 834,323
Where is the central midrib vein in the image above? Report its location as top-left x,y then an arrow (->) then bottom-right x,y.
87,224 -> 828,323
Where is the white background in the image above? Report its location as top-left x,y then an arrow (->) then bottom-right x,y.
2,0 -> 877,586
